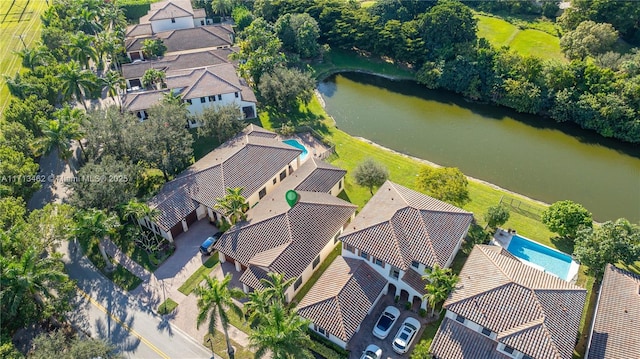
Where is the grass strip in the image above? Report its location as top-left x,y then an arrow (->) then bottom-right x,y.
177,252 -> 219,295
157,298 -> 178,315
203,331 -> 254,359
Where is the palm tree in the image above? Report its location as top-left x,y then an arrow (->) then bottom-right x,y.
122,199 -> 159,232
68,32 -> 98,69
36,111 -> 80,169
102,70 -> 125,108
249,304 -> 313,359
58,61 -> 98,110
211,0 -> 232,20
0,247 -> 68,323
422,264 -> 459,316
74,8 -> 103,35
162,91 -> 186,108
52,105 -> 87,161
74,209 -> 120,271
141,68 -> 166,90
15,46 -> 50,70
214,187 -> 249,225
260,272 -> 295,306
244,289 -> 270,326
195,274 -> 245,359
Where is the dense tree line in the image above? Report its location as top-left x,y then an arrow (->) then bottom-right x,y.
238,0 -> 640,143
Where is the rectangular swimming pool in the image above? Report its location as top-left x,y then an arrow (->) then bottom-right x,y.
507,234 -> 576,281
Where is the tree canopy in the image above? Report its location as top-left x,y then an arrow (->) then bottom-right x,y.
196,104 -> 243,143
484,204 -> 510,230
541,200 -> 593,239
416,166 -> 470,207
353,158 -> 389,194
560,21 -> 619,60
275,13 -> 321,58
257,67 -> 315,113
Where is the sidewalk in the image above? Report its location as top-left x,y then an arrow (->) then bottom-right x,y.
101,238 -> 152,282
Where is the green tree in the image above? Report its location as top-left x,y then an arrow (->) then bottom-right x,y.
0,147 -> 40,200
67,32 -> 98,69
275,13 -> 321,58
141,68 -> 166,90
422,264 -> 459,316
410,340 -> 433,359
102,70 -> 125,108
260,272 -> 295,306
232,6 -> 254,32
233,18 -> 285,83
420,0 -> 477,59
15,45 -> 52,70
214,187 -> 249,225
462,223 -> 490,254
122,198 -> 159,232
28,203 -> 76,253
195,274 -> 245,359
30,330 -> 123,359
0,196 -> 27,231
58,61 -> 98,110
0,121 -> 36,158
560,21 -> 619,60
542,200 -> 593,239
484,204 -> 510,231
74,209 -> 120,271
3,95 -> 55,137
83,106 -> 139,162
196,104 -> 243,143
257,67 -> 315,113
52,105 -> 87,160
211,0 -> 232,19
36,107 -> 82,168
249,304 -> 313,359
353,158 -> 389,195
141,39 -> 167,59
574,218 -> 640,279
416,167 -> 470,207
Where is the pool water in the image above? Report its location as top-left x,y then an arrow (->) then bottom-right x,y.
283,139 -> 309,161
507,235 -> 573,280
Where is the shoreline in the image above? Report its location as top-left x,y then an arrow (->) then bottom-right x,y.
313,91 -> 552,209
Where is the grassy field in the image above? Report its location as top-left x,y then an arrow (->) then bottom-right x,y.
0,0 -> 48,116
476,14 -> 565,62
203,331 -> 254,359
177,252 -> 219,295
157,298 -> 178,315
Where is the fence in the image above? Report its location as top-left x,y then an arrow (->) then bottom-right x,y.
498,195 -> 544,220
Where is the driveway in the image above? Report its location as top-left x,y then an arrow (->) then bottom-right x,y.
348,294 -> 431,359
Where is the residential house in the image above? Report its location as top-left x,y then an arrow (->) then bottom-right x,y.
430,245 -> 586,359
585,264 -> 640,359
339,180 -> 473,310
214,158 -> 356,302
297,256 -> 387,349
144,125 -> 302,241
122,63 -> 257,122
127,0 -> 207,38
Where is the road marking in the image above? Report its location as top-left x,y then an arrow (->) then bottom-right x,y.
76,287 -> 170,359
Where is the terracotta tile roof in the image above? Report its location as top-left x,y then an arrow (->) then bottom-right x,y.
297,257 -> 386,341
121,48 -> 236,80
587,264 -> 640,359
437,245 -> 586,359
339,181 -> 473,270
401,268 -> 427,295
239,266 -> 271,290
148,125 -> 300,231
126,25 -> 234,53
431,318 -> 510,359
143,0 -> 194,22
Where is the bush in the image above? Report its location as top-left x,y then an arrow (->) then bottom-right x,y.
307,330 -> 349,359
118,0 -> 154,21
419,308 -> 427,317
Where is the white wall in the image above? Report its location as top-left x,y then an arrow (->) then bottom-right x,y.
245,160 -> 299,208
151,16 -> 194,33
328,178 -> 344,197
193,17 -> 206,27
308,325 -> 348,349
184,91 -> 256,123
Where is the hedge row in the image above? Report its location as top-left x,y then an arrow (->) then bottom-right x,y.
118,0 -> 157,21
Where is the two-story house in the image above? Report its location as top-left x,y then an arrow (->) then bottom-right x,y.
143,125 -> 302,241
430,245 -> 586,359
126,0 -> 206,42
585,264 -> 640,359
339,180 -> 473,310
214,158 -> 356,302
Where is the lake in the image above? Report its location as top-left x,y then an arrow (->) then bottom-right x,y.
318,72 -> 640,223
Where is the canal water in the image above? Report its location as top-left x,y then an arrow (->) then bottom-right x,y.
317,72 -> 640,223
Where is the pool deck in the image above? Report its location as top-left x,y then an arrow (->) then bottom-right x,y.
491,228 -> 580,284
281,132 -> 332,163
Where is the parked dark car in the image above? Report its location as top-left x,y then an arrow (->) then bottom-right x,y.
199,232 -> 222,255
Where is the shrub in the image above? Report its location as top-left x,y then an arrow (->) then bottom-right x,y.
118,0 -> 155,21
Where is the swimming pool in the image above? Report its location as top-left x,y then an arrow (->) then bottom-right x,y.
507,234 -> 577,281
283,139 -> 309,162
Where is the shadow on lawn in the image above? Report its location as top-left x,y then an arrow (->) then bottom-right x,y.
550,236 -> 575,255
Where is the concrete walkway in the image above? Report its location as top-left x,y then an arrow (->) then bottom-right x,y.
102,238 -> 152,282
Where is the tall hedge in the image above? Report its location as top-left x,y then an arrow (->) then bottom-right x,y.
118,0 -> 156,21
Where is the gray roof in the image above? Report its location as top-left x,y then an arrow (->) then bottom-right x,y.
126,23 -> 152,37
297,256 -> 387,342
339,181 -> 473,270
294,158 -> 346,192
431,245 -> 586,359
148,125 -> 301,231
140,0 -> 194,23
126,25 -> 234,53
121,48 -> 237,80
122,90 -> 169,112
431,318 -> 510,359
587,264 -> 640,359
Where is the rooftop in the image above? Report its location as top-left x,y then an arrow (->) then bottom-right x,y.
126,25 -> 234,54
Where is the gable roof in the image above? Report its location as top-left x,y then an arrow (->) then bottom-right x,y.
587,264 -> 640,359
141,0 -> 194,23
297,256 -> 387,342
431,245 -> 586,359
121,48 -> 236,80
126,25 -> 234,53
169,63 -> 256,102
148,125 -> 301,231
215,159 -> 355,287
339,181 -> 473,270
122,90 -> 169,112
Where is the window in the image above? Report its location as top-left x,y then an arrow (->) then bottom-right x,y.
288,165 -> 293,175
360,250 -> 369,260
208,95 -> 215,102
171,18 -> 176,23
312,255 -> 320,269
200,20 -> 205,25
374,258 -> 384,267
235,92 -> 239,98
258,187 -> 266,199
411,261 -> 420,269
218,94 -> 222,100
390,267 -> 400,279
481,327 -> 492,336
333,234 -> 339,245
503,346 -> 515,355
280,170 -> 286,181
455,314 -> 465,324
338,180 -> 342,189
344,244 -> 354,253
185,99 -> 192,105
294,277 -> 302,290
273,178 -> 277,185
200,97 -> 206,103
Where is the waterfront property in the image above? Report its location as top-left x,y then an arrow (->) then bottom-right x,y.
585,264 -> 640,359
492,229 -> 579,282
214,158 -> 355,301
282,139 -> 309,162
430,245 -> 586,359
339,180 -> 473,311
143,125 -> 301,241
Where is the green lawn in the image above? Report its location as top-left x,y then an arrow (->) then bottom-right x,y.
177,252 -> 219,295
0,0 -> 48,115
157,298 -> 178,315
313,48 -> 415,81
203,331 -> 254,359
292,243 -> 342,305
79,237 -> 143,291
476,14 -> 565,62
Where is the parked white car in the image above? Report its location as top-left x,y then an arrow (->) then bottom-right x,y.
392,317 -> 421,354
359,344 -> 382,359
372,306 -> 401,339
